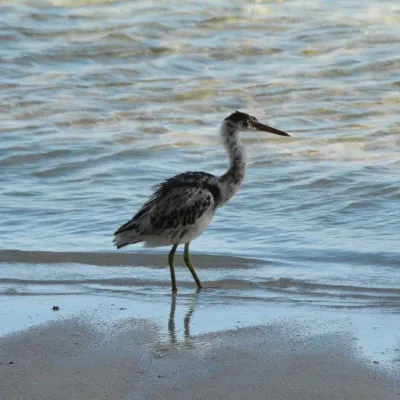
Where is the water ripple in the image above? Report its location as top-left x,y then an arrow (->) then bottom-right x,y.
0,0 -> 399,300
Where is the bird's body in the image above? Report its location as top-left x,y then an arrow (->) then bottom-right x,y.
114,171 -> 220,248
114,111 -> 290,291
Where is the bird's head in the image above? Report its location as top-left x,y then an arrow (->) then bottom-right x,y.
224,111 -> 290,137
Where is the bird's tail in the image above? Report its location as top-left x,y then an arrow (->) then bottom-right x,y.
113,232 -> 142,249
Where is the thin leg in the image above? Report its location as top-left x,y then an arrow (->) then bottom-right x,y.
184,243 -> 202,289
168,244 -> 178,292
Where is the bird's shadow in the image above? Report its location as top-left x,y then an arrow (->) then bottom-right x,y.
167,290 -> 200,346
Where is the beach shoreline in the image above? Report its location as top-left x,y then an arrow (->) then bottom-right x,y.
1,296 -> 399,400
1,250 -> 399,399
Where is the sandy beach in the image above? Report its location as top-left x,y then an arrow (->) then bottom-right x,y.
1,258 -> 399,400
1,315 -> 398,400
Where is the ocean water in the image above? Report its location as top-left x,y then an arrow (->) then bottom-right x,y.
1,0 -> 400,367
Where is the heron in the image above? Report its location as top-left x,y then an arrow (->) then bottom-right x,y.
114,111 -> 290,292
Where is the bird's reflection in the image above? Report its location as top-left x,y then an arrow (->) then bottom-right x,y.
168,293 -> 178,344
168,291 -> 199,345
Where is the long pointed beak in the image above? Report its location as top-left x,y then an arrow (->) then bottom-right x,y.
251,121 -> 290,137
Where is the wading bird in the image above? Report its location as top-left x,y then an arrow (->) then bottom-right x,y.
114,111 -> 290,292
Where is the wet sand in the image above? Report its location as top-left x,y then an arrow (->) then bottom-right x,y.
1,307 -> 398,400
0,249 -> 264,268
1,250 -> 399,399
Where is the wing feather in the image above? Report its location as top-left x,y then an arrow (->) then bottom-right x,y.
114,171 -> 220,237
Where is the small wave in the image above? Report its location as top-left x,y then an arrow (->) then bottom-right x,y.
1,277 -> 399,307
259,277 -> 400,296
0,150 -> 71,167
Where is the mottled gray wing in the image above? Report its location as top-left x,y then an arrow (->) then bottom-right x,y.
146,186 -> 214,236
114,171 -> 220,236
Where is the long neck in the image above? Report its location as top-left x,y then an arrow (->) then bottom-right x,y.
218,121 -> 246,205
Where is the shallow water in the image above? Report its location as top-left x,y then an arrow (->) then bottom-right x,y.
1,0 -> 400,361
